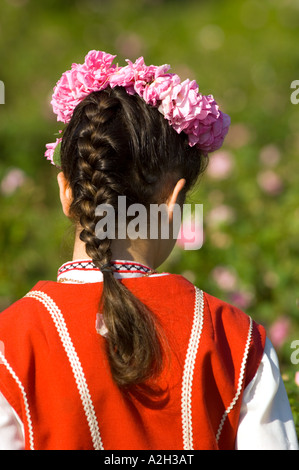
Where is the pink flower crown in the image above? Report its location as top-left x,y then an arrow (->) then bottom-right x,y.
45,50 -> 230,166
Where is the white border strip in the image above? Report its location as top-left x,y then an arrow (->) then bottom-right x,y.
0,349 -> 34,450
25,291 -> 104,450
216,316 -> 253,444
181,287 -> 204,450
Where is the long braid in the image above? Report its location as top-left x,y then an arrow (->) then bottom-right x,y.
61,89 -> 166,387
70,95 -> 120,267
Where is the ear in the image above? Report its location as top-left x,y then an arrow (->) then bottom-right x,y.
167,178 -> 186,222
57,172 -> 73,217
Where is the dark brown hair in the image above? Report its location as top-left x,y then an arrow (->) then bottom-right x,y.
60,86 -> 207,388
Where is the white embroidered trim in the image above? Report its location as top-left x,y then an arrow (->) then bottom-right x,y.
181,287 -> 204,450
215,316 -> 253,444
0,349 -> 34,450
25,291 -> 104,450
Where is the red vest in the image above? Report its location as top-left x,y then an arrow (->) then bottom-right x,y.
0,274 -> 265,450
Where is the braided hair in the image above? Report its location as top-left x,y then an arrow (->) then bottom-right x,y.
60,86 -> 207,388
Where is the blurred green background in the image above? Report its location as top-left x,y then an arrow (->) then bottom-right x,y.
1,0 -> 299,435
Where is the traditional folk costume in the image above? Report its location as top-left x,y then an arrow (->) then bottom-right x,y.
0,260 -> 297,450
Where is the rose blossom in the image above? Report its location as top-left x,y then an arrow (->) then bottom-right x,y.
51,51 -> 116,123
193,110 -> 231,153
143,74 -> 180,107
45,137 -> 62,165
109,57 -> 170,96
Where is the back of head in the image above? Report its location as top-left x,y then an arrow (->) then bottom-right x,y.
61,86 -> 205,210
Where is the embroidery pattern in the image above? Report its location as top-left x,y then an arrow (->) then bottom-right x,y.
0,349 -> 34,450
215,316 -> 253,444
181,287 -> 204,450
25,291 -> 104,450
58,260 -> 152,276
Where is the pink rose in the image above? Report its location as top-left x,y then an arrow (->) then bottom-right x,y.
171,80 -> 201,122
51,67 -> 100,123
45,137 -> 62,165
84,50 -> 116,73
192,110 -> 231,153
144,74 -> 179,107
229,290 -> 254,310
51,51 -> 116,123
109,62 -> 137,94
109,57 -> 170,97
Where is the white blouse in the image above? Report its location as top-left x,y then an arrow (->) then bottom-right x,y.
0,260 -> 298,450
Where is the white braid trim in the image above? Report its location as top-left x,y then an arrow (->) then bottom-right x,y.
25,291 -> 104,450
216,316 -> 253,444
0,349 -> 34,450
181,287 -> 204,450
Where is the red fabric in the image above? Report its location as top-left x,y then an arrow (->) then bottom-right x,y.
0,274 -> 265,450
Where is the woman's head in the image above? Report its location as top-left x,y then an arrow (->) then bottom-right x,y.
60,86 -> 206,264
47,51 -> 230,388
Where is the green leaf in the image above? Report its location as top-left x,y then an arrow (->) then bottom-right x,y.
53,140 -> 61,168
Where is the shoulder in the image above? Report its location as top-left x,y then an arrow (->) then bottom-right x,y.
0,281 -> 68,351
0,281 -> 53,327
203,291 -> 266,386
203,290 -> 266,339
203,291 -> 256,332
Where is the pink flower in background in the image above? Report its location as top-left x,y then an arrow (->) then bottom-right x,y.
1,168 -> 27,196
224,123 -> 252,149
229,290 -> 254,310
207,150 -> 234,180
295,371 -> 299,387
259,144 -> 281,167
206,204 -> 235,226
211,265 -> 238,291
257,170 -> 283,196
269,316 -> 290,349
115,32 -> 145,60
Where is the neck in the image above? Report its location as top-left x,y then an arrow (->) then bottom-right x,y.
71,227 -> 172,270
